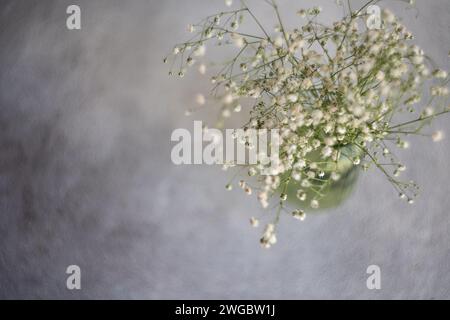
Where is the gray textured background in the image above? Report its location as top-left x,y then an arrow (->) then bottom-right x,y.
0,0 -> 449,299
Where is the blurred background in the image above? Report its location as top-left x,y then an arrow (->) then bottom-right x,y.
0,0 -> 449,299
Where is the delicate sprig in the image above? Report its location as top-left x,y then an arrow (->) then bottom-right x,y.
166,0 -> 449,248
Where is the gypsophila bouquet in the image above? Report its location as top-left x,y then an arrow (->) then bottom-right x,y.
165,0 -> 449,248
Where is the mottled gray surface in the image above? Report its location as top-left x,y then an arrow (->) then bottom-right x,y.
0,0 -> 449,299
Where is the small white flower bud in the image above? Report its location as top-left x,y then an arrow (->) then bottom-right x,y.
195,94 -> 206,105
296,190 -> 307,201
432,130 -> 444,142
310,199 -> 319,209
193,45 -> 206,57
198,64 -> 207,75
292,209 -> 306,221
250,217 -> 259,228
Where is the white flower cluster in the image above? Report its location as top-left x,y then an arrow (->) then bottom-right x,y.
166,0 -> 449,248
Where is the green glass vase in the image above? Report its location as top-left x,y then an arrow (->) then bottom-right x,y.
285,144 -> 361,211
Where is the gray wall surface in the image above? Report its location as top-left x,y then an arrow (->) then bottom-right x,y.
0,0 -> 449,299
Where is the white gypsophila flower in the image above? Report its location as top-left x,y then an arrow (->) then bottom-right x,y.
310,200 -> 319,209
432,131 -> 444,142
431,86 -> 449,96
297,9 -> 306,18
198,64 -> 206,75
223,93 -> 234,105
195,94 -> 206,105
321,146 -> 333,158
292,210 -> 306,221
433,69 -> 448,79
193,45 -> 206,57
260,224 -> 277,248
250,217 -> 259,228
